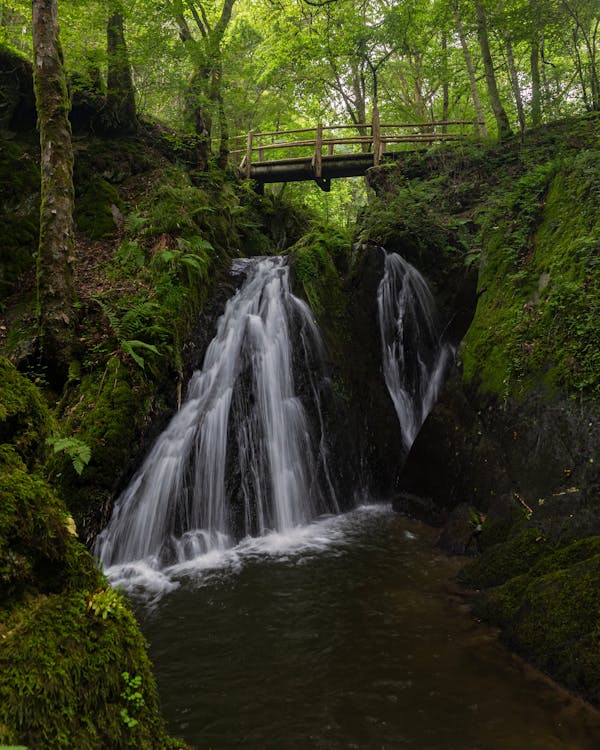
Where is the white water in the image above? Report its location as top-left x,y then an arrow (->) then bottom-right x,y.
377,252 -> 453,449
95,256 -> 338,585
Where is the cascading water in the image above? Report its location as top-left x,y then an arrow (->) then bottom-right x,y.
95,256 -> 338,576
377,252 -> 453,449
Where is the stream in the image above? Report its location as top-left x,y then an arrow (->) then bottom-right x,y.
131,505 -> 600,750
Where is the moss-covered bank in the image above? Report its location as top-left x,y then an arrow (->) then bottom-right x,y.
0,358 -> 183,748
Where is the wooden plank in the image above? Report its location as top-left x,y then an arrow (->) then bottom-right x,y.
246,132 -> 253,178
251,126 -> 316,138
314,122 -> 323,179
379,119 -> 478,129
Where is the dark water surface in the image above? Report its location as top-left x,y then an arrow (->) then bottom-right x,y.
136,506 -> 600,750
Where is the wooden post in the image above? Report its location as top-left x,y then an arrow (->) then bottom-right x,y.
327,142 -> 334,156
246,131 -> 252,178
258,147 -> 264,163
372,105 -> 381,166
314,122 -> 323,179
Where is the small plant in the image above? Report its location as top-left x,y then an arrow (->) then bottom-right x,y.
120,671 -> 145,729
46,434 -> 91,475
87,587 -> 124,620
468,507 -> 487,533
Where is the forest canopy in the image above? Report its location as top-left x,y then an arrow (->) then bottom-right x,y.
1,0 -> 598,146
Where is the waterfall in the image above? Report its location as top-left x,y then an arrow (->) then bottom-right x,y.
95,256 -> 338,572
377,252 -> 453,449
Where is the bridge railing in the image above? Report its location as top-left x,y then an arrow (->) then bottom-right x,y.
229,112 -> 484,179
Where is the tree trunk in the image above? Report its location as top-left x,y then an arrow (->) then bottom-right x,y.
529,0 -> 542,125
186,63 -> 212,169
499,0 -> 525,133
213,63 -> 229,169
453,2 -> 488,136
105,3 -> 137,132
32,0 -> 75,383
474,0 -> 512,138
441,32 -> 450,132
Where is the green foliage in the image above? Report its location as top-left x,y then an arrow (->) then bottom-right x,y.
120,672 -> 145,729
87,586 -> 127,621
149,182 -> 213,235
359,175 -> 453,257
289,223 -> 353,366
48,356 -> 154,522
94,296 -> 164,370
46,434 -> 91,475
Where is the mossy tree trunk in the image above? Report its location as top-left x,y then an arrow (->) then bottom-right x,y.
453,1 -> 488,137
174,0 -> 236,170
105,1 -> 137,132
32,0 -> 75,383
474,0 -> 513,139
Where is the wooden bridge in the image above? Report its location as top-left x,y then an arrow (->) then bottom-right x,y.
230,110 -> 483,191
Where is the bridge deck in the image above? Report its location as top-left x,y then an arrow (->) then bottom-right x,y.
230,111 -> 482,191
248,152 -> 400,190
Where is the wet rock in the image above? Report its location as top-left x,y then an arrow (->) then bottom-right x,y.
392,491 -> 447,526
436,503 -> 480,556
399,370 -> 513,512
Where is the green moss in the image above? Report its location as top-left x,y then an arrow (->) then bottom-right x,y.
0,363 -> 182,748
459,527 -> 554,588
0,357 -> 53,464
0,141 -> 40,300
290,225 -> 351,359
0,446 -> 97,606
74,177 -> 123,239
462,150 -> 600,398
0,590 -> 177,749
476,554 -> 600,705
48,357 -> 154,525
358,175 -> 459,269
528,535 -> 600,577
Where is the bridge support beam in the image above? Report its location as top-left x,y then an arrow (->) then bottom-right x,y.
314,176 -> 331,192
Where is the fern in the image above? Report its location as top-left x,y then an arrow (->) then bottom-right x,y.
94,296 -> 165,370
46,434 -> 91,475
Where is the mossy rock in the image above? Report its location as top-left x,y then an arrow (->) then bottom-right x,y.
0,46 -> 36,132
462,150 -> 600,398
459,527 -> 554,588
0,446 -> 98,606
476,553 -> 600,705
48,357 -> 156,540
74,176 -> 123,239
0,589 -> 179,749
0,141 -> 40,300
289,226 -> 351,360
0,358 -> 52,464
0,365 -> 183,748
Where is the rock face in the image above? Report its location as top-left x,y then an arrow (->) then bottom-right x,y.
400,369 -> 600,546
0,46 -> 36,131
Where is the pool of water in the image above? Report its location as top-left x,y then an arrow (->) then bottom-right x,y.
132,505 -> 600,749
